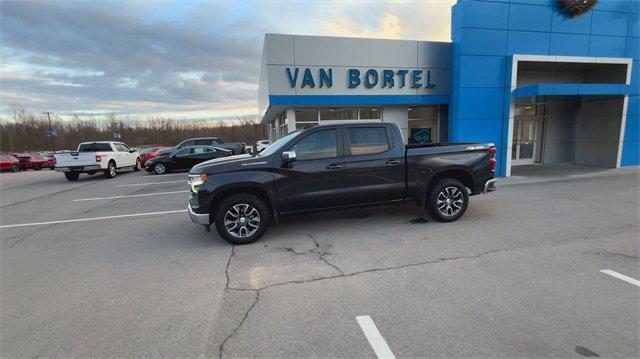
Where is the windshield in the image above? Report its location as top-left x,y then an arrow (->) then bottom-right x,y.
258,130 -> 302,157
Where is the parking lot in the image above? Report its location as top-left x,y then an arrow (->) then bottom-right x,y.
1,168 -> 638,358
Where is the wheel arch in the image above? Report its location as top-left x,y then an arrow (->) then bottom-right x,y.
209,183 -> 277,221
422,166 -> 474,205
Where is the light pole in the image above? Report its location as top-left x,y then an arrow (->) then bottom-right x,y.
43,112 -> 56,153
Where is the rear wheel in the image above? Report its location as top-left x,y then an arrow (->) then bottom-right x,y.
214,194 -> 269,245
133,158 -> 142,171
64,172 -> 80,181
11,164 -> 19,172
427,178 -> 469,222
104,161 -> 117,178
153,163 -> 166,174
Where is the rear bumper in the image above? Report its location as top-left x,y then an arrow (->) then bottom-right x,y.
483,178 -> 497,194
55,165 -> 102,172
188,202 -> 210,226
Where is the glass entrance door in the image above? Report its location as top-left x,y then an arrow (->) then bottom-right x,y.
512,117 -> 542,166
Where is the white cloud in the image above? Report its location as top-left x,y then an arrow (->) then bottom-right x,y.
0,0 -> 454,120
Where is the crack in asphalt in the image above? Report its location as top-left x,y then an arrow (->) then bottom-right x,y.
581,250 -> 639,260
275,234 -> 344,275
217,245 -> 517,358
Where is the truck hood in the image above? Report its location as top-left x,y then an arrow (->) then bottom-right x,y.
190,154 -> 270,174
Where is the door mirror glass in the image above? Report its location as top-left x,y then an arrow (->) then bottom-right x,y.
281,150 -> 296,162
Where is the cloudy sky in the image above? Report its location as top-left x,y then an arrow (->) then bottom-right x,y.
0,0 -> 454,121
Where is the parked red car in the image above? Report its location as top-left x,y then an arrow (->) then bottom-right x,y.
15,154 -> 52,171
0,155 -> 20,172
139,147 -> 172,166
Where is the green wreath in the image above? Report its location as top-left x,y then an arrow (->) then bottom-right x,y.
557,0 -> 597,16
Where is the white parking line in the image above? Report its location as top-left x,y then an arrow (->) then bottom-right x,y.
118,180 -> 186,187
356,315 -> 396,359
74,190 -> 189,202
600,269 -> 640,287
0,209 -> 187,229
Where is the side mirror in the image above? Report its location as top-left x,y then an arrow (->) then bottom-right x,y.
129,148 -> 136,153
281,150 -> 296,162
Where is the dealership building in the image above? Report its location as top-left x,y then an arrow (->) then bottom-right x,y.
259,0 -> 639,176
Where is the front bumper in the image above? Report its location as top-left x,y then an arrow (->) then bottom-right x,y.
483,178 -> 497,193
188,201 -> 210,225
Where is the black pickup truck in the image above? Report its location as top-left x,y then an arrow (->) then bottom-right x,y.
187,122 -> 496,244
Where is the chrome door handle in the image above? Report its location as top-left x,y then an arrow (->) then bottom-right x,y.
326,163 -> 343,170
386,159 -> 401,166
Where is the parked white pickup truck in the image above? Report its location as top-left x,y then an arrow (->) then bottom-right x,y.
55,141 -> 141,181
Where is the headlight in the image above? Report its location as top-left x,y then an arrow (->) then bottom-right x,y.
188,174 -> 208,193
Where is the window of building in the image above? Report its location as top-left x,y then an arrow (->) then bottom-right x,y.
277,112 -> 288,137
319,107 -> 357,121
408,106 -> 438,144
348,127 -> 389,155
291,129 -> 337,160
359,107 -> 381,119
295,108 -> 318,130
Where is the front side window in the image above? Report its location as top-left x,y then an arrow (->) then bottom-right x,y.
291,129 -> 337,160
348,127 -> 389,155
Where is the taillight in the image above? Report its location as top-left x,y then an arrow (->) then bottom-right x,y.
488,146 -> 496,172
53,158 -> 57,164
95,155 -> 102,162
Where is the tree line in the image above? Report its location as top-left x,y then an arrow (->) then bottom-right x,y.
0,108 -> 267,153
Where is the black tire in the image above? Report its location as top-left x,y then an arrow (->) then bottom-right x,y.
214,194 -> 269,245
104,161 -> 117,178
153,163 -> 167,175
133,158 -> 142,171
11,164 -> 19,173
64,172 -> 80,181
427,178 -> 469,222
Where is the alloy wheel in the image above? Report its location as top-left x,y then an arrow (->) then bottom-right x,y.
154,163 -> 166,174
224,203 -> 261,238
436,186 -> 464,217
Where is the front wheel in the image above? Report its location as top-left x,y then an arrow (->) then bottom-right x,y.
11,164 -> 19,172
214,194 -> 269,245
104,161 -> 117,178
133,158 -> 142,171
427,178 -> 469,222
64,172 -> 80,181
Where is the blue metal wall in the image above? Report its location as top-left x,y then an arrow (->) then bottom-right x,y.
450,0 -> 639,176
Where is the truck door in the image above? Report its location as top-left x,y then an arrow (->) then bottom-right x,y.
276,128 -> 349,213
342,126 -> 405,204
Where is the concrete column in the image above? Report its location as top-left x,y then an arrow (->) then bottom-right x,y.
382,106 -> 409,143
286,108 -> 296,133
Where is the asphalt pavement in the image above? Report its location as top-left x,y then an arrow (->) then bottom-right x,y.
1,167 -> 638,358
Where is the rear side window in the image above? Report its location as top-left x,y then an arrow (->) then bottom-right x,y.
291,129 -> 337,160
194,139 -> 211,146
78,143 -> 113,152
348,127 -> 390,155
176,148 -> 193,156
